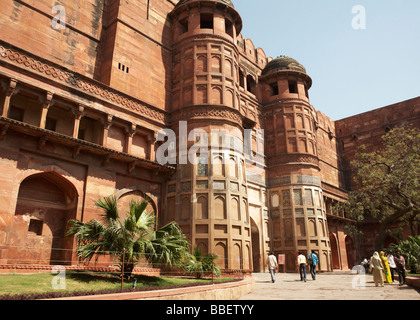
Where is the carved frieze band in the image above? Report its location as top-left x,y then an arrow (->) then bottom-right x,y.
268,153 -> 320,167
170,105 -> 243,126
0,43 -> 168,125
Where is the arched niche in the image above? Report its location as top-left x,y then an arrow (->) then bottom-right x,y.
12,172 -> 78,265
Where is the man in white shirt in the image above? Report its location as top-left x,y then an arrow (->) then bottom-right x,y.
297,251 -> 307,282
387,251 -> 397,282
267,252 -> 278,283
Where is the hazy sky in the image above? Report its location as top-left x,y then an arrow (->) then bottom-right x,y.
234,0 -> 420,120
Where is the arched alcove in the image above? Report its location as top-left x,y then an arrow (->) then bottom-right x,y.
250,218 -> 261,272
329,232 -> 340,270
12,172 -> 78,265
345,235 -> 356,269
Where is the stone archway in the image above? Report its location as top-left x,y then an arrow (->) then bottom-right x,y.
384,235 -> 399,249
345,235 -> 356,269
9,172 -> 78,265
115,187 -> 159,222
329,232 -> 340,270
250,218 -> 261,272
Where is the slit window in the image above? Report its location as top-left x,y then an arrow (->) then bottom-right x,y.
118,62 -> 129,74
225,18 -> 233,37
179,17 -> 189,35
239,70 -> 245,88
200,13 -> 214,29
269,83 -> 279,96
246,75 -> 256,94
289,81 -> 298,94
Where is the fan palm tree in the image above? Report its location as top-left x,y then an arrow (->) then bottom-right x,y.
184,247 -> 221,279
67,196 -> 190,279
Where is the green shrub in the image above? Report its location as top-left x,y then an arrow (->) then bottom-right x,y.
389,236 -> 420,273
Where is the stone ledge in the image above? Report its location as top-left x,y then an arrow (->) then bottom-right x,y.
406,276 -> 420,290
46,277 -> 255,300
0,264 -> 161,276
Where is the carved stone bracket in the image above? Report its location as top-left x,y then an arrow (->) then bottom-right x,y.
72,145 -> 82,159
126,123 -> 137,138
73,104 -> 85,120
101,114 -> 113,130
102,153 -> 111,167
128,161 -> 137,173
0,123 -> 10,140
37,135 -> 48,150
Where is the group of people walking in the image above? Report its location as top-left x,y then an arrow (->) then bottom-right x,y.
267,249 -> 407,287
267,250 -> 319,283
368,250 -> 407,287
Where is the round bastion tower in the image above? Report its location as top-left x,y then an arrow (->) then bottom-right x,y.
259,56 -> 332,272
165,0 -> 254,271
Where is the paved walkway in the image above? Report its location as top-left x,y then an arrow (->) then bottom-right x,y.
239,272 -> 420,300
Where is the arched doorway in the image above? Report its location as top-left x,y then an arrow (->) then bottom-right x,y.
10,172 -> 78,265
384,235 -> 399,249
116,189 -> 156,219
251,218 -> 261,272
329,232 -> 340,270
345,236 -> 356,269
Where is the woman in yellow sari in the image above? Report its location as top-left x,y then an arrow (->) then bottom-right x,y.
380,251 -> 393,283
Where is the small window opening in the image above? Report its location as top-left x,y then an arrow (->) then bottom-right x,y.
9,106 -> 24,122
78,128 -> 86,140
289,81 -> 298,94
118,62 -> 129,74
246,75 -> 256,94
225,18 -> 233,37
269,83 -> 279,96
239,70 -> 245,88
28,219 -> 43,236
200,13 -> 214,29
45,117 -> 57,132
179,17 -> 188,35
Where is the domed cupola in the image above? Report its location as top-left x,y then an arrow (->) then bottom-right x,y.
259,56 -> 312,103
262,56 -> 308,76
170,0 -> 244,111
171,0 -> 242,39
175,0 -> 235,9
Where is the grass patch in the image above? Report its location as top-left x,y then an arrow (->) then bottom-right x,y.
0,271 -> 235,300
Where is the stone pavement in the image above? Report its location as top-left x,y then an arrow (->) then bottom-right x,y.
239,272 -> 420,300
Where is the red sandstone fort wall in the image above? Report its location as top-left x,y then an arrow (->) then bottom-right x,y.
0,0 -> 418,273
0,0 -> 105,78
335,96 -> 420,190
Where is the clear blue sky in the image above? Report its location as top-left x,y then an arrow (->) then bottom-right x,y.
234,0 -> 420,120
